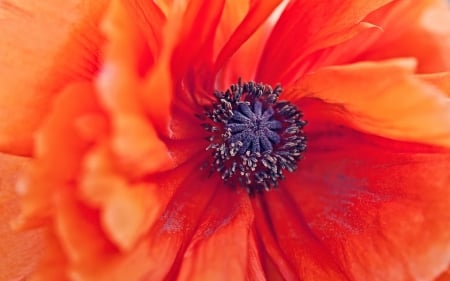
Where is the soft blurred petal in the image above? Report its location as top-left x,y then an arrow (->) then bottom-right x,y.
0,0 -> 108,155
0,153 -> 43,281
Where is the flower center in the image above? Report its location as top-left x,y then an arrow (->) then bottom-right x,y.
199,80 -> 307,194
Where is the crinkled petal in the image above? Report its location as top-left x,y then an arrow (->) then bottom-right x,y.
253,193 -> 350,280
287,59 -> 450,148
294,0 -> 450,74
256,0 -> 393,84
177,189 -> 254,281
0,0 -> 108,155
283,123 -> 450,281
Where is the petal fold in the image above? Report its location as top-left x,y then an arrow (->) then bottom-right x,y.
256,0 -> 393,84
288,59 -> 450,148
285,123 -> 450,281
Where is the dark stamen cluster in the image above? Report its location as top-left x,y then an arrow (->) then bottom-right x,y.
199,80 -> 307,194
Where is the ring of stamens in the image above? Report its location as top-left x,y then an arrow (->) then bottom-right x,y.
199,80 -> 307,194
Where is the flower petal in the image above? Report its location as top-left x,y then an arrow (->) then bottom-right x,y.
177,190 -> 254,281
253,192 -> 350,280
358,0 -> 450,73
0,0 -> 108,155
17,82 -> 104,227
284,123 -> 450,281
121,0 -> 166,61
256,0 -> 393,84
134,164 -> 221,280
80,144 -> 164,251
0,153 -> 43,281
98,0 -> 173,173
214,0 -> 283,74
421,72 -> 450,97
295,0 -> 450,74
288,59 -> 450,148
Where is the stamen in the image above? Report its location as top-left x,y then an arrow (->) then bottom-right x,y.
199,79 -> 307,194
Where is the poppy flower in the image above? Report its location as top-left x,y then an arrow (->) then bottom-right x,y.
0,0 -> 450,280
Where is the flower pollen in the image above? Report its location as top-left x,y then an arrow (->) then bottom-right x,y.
199,80 -> 307,194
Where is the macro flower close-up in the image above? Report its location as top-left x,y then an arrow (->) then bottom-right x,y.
0,0 -> 450,280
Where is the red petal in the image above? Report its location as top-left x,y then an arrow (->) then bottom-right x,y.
253,192 -> 350,280
122,0 -> 166,60
214,0 -> 283,74
177,190 -> 254,281
136,163 -> 222,280
284,123 -> 450,281
286,0 -> 450,74
256,0 -> 392,84
0,0 -> 107,155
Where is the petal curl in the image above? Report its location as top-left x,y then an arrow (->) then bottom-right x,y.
358,0 -> 450,73
256,0 -> 393,84
287,59 -> 450,148
0,0 -> 108,155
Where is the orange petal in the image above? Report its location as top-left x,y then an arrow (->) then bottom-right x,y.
421,72 -> 450,97
436,267 -> 450,281
54,189 -> 157,281
80,144 -> 164,250
288,59 -> 450,148
16,82 -> 103,229
98,0 -> 173,173
284,123 -> 450,280
0,0 -> 108,155
256,0 -> 392,84
0,153 -> 43,281
359,0 -> 450,73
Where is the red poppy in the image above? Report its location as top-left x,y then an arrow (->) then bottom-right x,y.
0,0 -> 449,280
